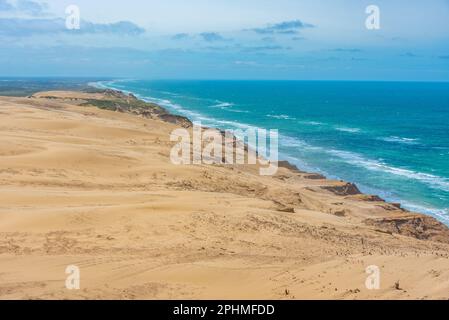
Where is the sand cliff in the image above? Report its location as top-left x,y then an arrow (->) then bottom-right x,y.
0,90 -> 449,299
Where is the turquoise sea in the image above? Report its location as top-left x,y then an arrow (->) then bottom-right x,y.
96,80 -> 449,225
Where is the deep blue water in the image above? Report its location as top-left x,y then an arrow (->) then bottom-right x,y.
96,80 -> 449,225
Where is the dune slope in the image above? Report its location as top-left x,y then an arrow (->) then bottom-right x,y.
0,91 -> 449,300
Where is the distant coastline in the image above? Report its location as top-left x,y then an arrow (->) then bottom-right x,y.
91,79 -> 449,226
1,77 -> 448,226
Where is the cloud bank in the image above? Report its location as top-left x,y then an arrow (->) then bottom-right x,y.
246,20 -> 314,35
0,17 -> 146,36
0,0 -> 48,16
199,32 -> 226,42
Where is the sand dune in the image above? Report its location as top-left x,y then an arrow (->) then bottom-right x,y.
1,91 -> 449,300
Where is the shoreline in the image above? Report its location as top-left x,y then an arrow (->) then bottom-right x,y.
2,89 -> 449,299
91,81 -> 448,226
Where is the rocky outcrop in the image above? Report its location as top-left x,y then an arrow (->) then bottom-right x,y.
364,215 -> 449,243
278,161 -> 302,173
158,113 -> 192,128
321,182 -> 361,196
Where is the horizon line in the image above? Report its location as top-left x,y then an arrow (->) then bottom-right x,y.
1,76 -> 449,84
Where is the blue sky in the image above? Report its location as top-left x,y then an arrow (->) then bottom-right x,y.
1,0 -> 448,80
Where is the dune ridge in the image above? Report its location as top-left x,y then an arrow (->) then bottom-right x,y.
0,90 -> 449,299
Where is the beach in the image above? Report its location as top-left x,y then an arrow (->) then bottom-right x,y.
1,89 -> 449,300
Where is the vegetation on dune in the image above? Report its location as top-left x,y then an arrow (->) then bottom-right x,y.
39,88 -> 193,128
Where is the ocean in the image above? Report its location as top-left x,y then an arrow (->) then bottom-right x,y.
96,80 -> 449,225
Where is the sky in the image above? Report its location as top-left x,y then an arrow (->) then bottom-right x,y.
0,0 -> 448,80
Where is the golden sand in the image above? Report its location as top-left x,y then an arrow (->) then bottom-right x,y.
1,91 -> 449,299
